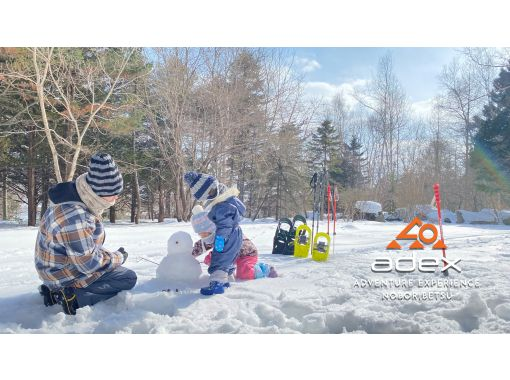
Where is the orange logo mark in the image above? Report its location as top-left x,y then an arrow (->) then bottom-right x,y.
387,217 -> 447,250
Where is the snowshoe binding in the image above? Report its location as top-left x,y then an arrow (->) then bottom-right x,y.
53,287 -> 79,315
311,232 -> 331,262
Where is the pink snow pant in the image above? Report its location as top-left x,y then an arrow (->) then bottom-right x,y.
204,253 -> 257,280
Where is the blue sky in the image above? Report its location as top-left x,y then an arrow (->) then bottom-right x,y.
287,47 -> 460,113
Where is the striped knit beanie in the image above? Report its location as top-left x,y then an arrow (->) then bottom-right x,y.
183,171 -> 218,202
191,205 -> 216,234
85,153 -> 124,196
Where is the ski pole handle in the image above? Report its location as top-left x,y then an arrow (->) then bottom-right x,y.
433,183 -> 440,203
433,183 -> 442,219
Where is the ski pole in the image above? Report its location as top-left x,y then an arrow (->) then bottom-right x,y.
317,171 -> 324,234
433,183 -> 448,277
310,173 -> 318,249
333,186 -> 338,235
327,183 -> 331,234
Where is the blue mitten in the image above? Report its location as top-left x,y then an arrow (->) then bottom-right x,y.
214,235 -> 225,252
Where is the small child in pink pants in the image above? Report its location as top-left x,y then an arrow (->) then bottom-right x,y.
190,205 -> 277,280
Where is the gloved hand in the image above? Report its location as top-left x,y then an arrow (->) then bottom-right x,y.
118,247 -> 128,264
214,235 -> 225,253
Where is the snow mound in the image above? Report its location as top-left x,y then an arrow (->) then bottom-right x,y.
355,201 -> 382,214
494,303 -> 510,321
443,292 -> 489,332
156,255 -> 202,284
500,210 -> 510,225
416,204 -> 456,223
156,232 -> 202,284
456,209 -> 498,224
425,209 -> 457,223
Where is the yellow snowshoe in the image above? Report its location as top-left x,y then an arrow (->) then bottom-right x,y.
294,224 -> 312,258
312,232 -> 330,262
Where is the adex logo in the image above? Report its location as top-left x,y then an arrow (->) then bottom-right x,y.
386,216 -> 446,250
371,217 -> 461,273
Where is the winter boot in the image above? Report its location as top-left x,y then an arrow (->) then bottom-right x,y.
200,281 -> 229,296
38,284 -> 58,307
268,266 -> 278,278
54,287 -> 79,315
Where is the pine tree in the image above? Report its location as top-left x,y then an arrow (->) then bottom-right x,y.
471,63 -> 510,202
227,50 -> 266,207
335,136 -> 367,188
307,119 -> 342,178
266,122 -> 306,220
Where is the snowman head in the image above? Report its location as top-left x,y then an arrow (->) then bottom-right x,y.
167,231 -> 193,256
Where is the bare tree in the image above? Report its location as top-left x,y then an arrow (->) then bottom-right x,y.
438,57 -> 486,177
4,47 -> 137,182
354,52 -> 408,205
144,48 -> 209,221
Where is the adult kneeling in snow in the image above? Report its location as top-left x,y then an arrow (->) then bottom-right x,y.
35,153 -> 137,315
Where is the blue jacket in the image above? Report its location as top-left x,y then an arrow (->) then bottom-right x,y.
207,196 -> 246,274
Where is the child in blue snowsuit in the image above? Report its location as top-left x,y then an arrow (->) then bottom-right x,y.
184,171 -> 246,295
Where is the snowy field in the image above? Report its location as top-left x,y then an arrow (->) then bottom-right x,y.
1,219 -> 510,333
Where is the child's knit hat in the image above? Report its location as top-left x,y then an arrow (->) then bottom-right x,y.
183,171 -> 218,202
86,153 -> 123,196
191,205 -> 216,234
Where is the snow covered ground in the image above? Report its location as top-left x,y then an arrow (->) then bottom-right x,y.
1,219 -> 510,333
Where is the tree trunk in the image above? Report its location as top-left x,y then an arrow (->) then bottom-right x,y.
2,169 -> 7,220
131,174 -> 136,223
131,131 -> 141,224
148,189 -> 154,220
109,205 -> 116,223
33,48 -> 63,183
174,172 -> 184,222
27,166 -> 36,226
275,172 -> 280,220
158,177 -> 165,223
27,125 -> 36,226
134,171 -> 141,224
40,167 -> 49,219
252,192 -> 268,221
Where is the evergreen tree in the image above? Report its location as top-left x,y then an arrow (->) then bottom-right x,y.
266,122 -> 306,220
0,48 -> 54,225
307,119 -> 342,179
227,50 -> 266,207
335,136 -> 367,188
471,62 -> 510,202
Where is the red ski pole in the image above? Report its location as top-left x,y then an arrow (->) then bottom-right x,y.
333,186 -> 337,235
433,183 -> 448,276
327,184 -> 331,234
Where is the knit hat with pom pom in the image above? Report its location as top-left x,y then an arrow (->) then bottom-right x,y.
190,205 -> 216,234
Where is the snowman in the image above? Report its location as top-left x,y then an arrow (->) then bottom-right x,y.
156,231 -> 202,284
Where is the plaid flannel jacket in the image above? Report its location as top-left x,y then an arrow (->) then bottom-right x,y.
34,201 -> 124,290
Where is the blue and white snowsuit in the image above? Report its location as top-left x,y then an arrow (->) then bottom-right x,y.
207,196 -> 246,276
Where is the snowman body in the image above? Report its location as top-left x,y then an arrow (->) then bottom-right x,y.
156,231 -> 202,283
